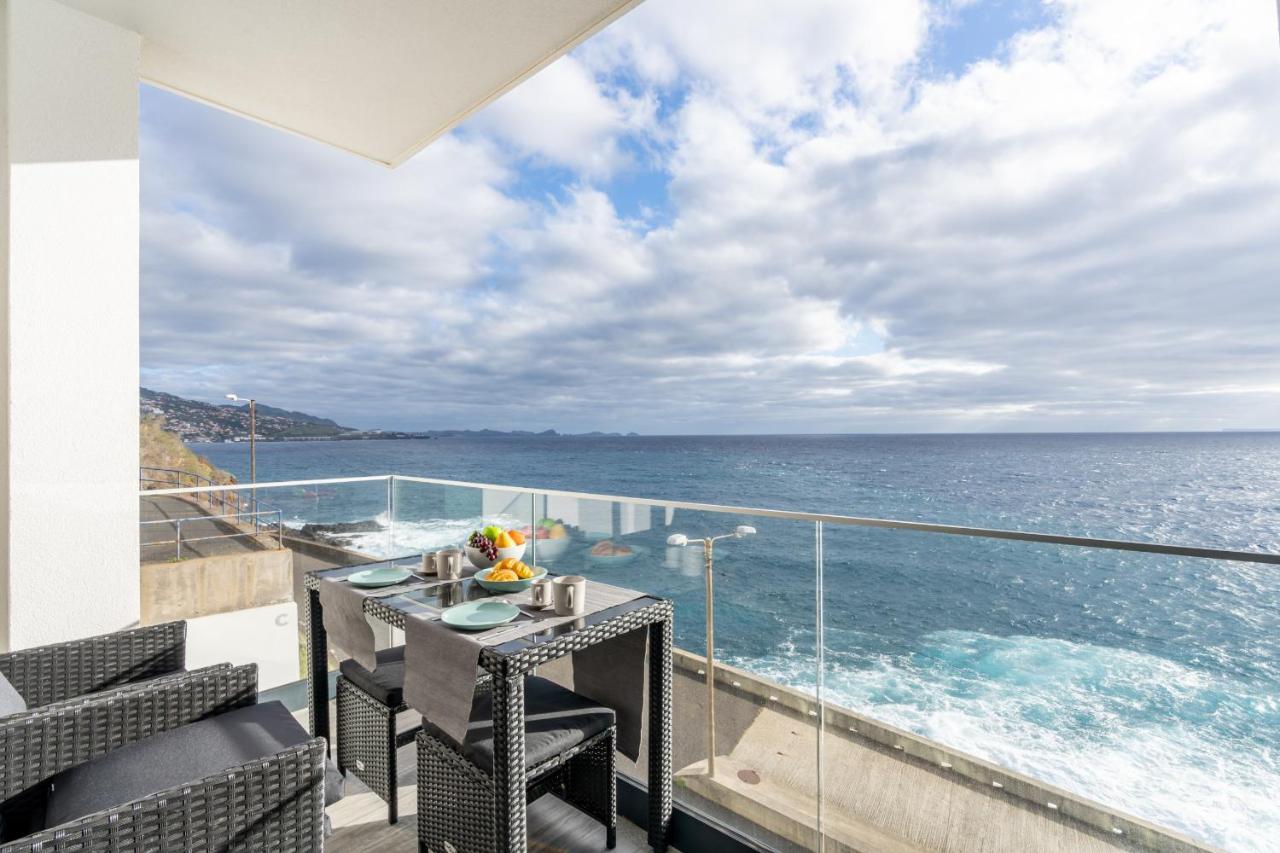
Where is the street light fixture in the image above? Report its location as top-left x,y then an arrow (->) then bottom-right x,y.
666,524 -> 756,776
225,393 -> 257,484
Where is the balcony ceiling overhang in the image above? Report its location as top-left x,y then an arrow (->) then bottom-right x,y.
54,0 -> 644,167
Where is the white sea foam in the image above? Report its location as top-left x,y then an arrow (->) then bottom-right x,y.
309,514 -> 527,557
728,630 -> 1280,852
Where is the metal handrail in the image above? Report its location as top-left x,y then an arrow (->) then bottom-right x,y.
140,465 -> 282,530
140,467 -> 285,558
138,472 -> 1280,566
140,466 -> 242,516
141,510 -> 285,560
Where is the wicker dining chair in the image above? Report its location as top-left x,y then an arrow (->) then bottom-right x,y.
0,662 -> 329,853
336,645 -> 493,824
336,645 -> 420,824
416,675 -> 618,853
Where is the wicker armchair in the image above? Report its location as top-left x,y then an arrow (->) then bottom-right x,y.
0,663 -> 327,853
0,620 -> 186,709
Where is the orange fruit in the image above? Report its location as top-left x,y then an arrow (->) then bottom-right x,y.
508,529 -> 525,545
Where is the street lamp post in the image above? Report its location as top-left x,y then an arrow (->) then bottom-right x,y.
225,394 -> 256,484
667,524 -> 756,777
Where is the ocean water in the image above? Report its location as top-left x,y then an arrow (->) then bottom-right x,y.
197,433 -> 1280,850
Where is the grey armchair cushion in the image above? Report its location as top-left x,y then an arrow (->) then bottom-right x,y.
0,672 -> 26,717
421,676 -> 614,775
41,700 -> 336,830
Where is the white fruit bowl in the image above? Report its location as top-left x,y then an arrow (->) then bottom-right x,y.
531,535 -> 571,562
465,544 -> 498,570
497,542 -> 526,562
466,541 -> 525,569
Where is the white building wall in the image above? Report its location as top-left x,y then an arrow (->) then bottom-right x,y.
184,603 -> 300,691
0,0 -> 141,650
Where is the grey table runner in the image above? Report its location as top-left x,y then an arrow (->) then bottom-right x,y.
571,625 -> 647,759
403,580 -> 648,758
316,562 -> 435,670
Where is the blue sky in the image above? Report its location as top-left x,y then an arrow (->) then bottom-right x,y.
139,0 -> 1280,433
926,0 -> 1052,71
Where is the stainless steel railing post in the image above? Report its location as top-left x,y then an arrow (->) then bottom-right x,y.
815,520 -> 826,852
386,475 -> 395,555
175,519 -> 182,561
705,537 -> 716,777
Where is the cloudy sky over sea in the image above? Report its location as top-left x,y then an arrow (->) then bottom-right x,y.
140,0 -> 1280,434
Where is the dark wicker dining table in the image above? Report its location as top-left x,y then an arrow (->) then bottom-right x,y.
303,560 -> 674,852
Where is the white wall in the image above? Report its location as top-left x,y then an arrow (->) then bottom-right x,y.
0,0 -> 140,650
184,603 -> 300,691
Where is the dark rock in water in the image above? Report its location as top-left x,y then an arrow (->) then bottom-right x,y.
297,519 -> 384,540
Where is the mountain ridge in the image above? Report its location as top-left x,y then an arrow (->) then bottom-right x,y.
140,388 -> 642,441
140,387 -> 356,442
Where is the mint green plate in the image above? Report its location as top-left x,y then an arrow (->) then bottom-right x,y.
440,600 -> 521,631
346,566 -> 412,588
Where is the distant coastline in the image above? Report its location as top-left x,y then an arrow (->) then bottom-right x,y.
144,387 -> 642,442
266,428 -> 643,442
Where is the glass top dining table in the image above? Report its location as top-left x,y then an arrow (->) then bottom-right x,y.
303,557 -> 675,853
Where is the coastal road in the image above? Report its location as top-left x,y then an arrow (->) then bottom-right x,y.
140,493 -> 273,561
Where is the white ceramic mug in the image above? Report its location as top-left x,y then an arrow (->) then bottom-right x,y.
553,575 -> 586,616
438,547 -> 463,580
530,577 -> 554,609
421,551 -> 438,576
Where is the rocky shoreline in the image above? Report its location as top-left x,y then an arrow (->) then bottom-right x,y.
289,518 -> 384,549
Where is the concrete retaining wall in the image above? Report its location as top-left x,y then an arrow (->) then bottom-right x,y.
140,547 -> 293,623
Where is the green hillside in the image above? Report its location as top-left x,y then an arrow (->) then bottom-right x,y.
140,415 -> 237,485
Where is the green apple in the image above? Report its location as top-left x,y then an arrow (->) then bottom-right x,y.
482,524 -> 503,542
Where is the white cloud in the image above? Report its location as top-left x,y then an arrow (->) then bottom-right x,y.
583,0 -> 930,118
465,56 -> 640,178
140,0 -> 1280,434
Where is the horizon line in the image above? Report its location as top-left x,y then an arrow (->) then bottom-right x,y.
189,427 -> 1280,442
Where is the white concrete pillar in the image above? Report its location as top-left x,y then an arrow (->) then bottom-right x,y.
0,0 -> 141,650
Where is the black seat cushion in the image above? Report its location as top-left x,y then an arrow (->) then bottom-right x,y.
340,646 -> 406,707
41,700 -> 337,831
421,676 -> 614,775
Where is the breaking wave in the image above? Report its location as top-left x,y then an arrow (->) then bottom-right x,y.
729,630 -> 1280,852
288,514 -> 527,557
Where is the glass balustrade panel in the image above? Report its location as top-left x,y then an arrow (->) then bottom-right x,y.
818,522 -> 1280,853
